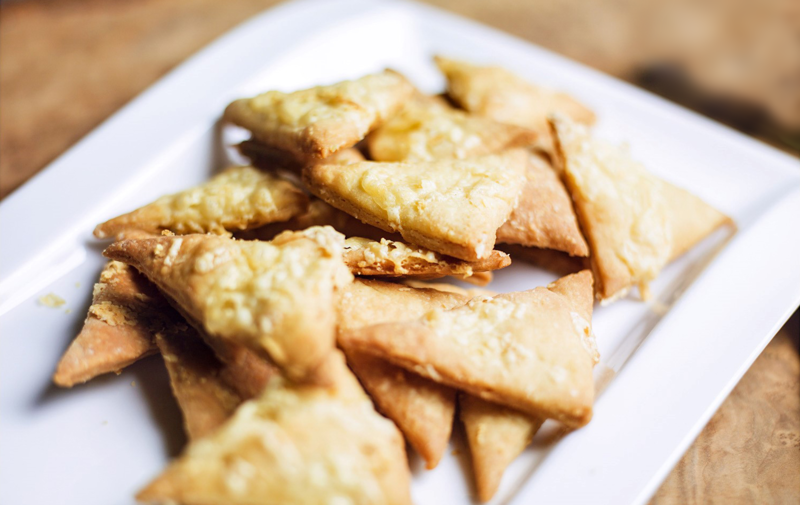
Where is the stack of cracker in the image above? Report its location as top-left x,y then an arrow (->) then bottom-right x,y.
54,60 -> 731,504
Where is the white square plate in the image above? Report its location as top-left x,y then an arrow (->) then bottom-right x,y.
1,1 -> 799,504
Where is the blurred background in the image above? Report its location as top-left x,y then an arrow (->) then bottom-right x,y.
0,0 -> 798,503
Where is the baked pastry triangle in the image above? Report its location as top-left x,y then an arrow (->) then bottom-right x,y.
367,95 -> 536,161
224,70 -> 414,159
137,351 -> 413,505
155,327 -> 243,441
342,236 -> 510,280
435,56 -> 595,155
304,149 -> 528,261
458,271 -> 598,500
662,180 -> 732,261
94,166 -> 308,239
338,279 -> 468,469
550,114 -> 673,302
459,394 -> 544,502
462,270 -> 596,499
53,261 -> 167,387
103,227 -> 353,382
496,152 -> 589,256
339,270 -> 597,427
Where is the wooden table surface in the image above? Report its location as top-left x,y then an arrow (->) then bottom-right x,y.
1,1 -> 798,503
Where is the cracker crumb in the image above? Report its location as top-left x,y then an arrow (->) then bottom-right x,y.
102,420 -> 108,426
38,293 -> 65,308
74,282 -> 81,288
649,299 -> 670,316
451,449 -> 461,456
130,381 -> 136,387
64,309 -> 72,315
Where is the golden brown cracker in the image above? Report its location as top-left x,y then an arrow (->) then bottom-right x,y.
94,166 -> 308,239
339,271 -> 597,428
137,352 -> 412,505
224,70 -> 414,159
303,150 -> 528,261
103,228 -> 352,383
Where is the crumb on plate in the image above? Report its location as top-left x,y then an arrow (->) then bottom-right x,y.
38,293 -> 65,308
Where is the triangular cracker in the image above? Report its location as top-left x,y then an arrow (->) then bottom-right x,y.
459,394 -> 544,502
103,227 -> 353,382
155,327 -> 243,441
137,351 -> 413,505
53,261 -> 167,387
338,279 -> 469,469
435,56 -> 595,155
550,114 -> 672,302
94,166 -> 308,239
339,271 -> 597,427
343,236 -> 510,280
224,70 -> 414,159
461,270 -> 596,499
304,149 -> 528,261
496,152 -> 589,256
662,180 -> 732,261
458,271 -> 598,500
367,95 -> 536,161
